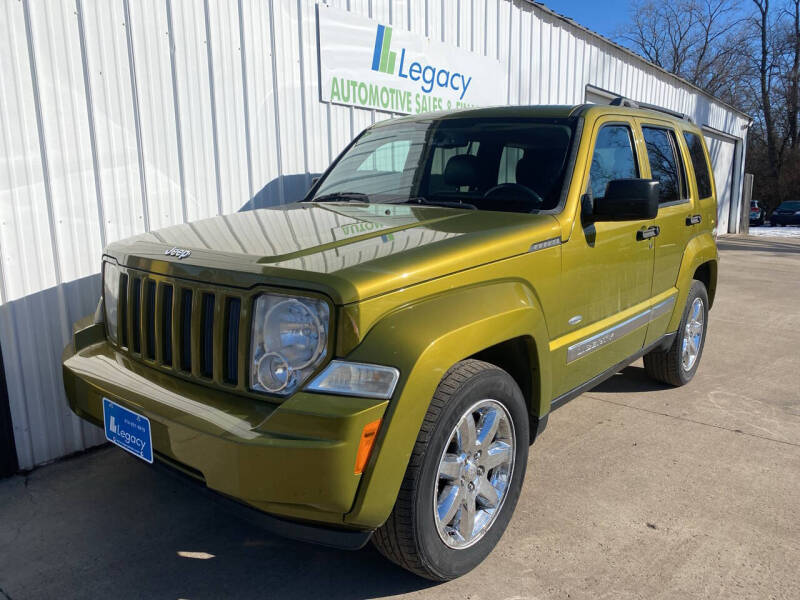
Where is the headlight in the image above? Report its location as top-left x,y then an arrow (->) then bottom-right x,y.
306,361 -> 399,399
249,293 -> 330,396
103,261 -> 121,343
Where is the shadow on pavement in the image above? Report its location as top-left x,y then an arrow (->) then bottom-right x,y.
0,447 -> 434,600
589,365 -> 672,394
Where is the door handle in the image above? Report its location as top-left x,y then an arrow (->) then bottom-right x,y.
686,214 -> 702,225
637,226 -> 660,241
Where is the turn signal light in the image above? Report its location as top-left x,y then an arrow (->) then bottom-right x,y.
354,418 -> 382,474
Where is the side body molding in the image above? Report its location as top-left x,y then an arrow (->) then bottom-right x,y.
342,280 -> 551,528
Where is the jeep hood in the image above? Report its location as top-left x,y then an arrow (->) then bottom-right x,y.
106,203 -> 561,305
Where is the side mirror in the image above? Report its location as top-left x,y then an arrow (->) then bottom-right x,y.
593,179 -> 659,221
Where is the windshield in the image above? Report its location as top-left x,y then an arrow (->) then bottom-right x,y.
310,117 -> 578,213
778,201 -> 800,210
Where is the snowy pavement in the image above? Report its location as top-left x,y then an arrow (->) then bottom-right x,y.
746,225 -> 800,238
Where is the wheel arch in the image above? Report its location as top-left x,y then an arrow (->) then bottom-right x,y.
469,336 -> 543,444
343,280 -> 550,528
692,260 -> 717,308
668,233 -> 719,331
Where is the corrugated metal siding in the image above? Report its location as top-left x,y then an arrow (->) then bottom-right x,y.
0,0 -> 749,470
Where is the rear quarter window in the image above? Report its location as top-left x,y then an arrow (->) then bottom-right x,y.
683,132 -> 713,199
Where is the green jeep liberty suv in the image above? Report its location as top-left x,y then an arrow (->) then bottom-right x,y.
63,102 -> 718,581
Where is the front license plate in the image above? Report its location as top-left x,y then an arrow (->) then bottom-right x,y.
102,398 -> 153,463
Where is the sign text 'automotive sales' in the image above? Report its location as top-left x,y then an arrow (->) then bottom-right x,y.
318,6 -> 506,115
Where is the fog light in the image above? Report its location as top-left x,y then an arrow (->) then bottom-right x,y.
255,352 -> 292,393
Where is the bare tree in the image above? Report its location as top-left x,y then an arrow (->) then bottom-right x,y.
785,0 -> 800,149
617,0 -> 745,100
622,0 -> 800,210
752,0 -> 780,179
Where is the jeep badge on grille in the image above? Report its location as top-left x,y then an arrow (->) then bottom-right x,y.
165,247 -> 192,259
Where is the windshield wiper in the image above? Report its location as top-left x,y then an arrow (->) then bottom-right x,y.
311,192 -> 370,203
404,197 -> 477,210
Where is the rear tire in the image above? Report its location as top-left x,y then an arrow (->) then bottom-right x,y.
372,359 -> 529,581
644,280 -> 708,386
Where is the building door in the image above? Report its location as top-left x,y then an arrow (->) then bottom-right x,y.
702,130 -> 739,233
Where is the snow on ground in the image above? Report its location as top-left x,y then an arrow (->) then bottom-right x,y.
746,226 -> 800,238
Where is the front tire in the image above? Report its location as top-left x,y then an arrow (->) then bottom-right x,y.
372,360 -> 529,581
643,280 -> 709,386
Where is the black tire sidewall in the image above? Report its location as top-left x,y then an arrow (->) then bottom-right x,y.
412,367 -> 529,580
675,280 -> 709,384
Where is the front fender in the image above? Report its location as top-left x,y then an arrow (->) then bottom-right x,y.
342,280 -> 550,528
668,232 -> 719,331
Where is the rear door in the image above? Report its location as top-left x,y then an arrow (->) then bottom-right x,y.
636,119 -> 697,344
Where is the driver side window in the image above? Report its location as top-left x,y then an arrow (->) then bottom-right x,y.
589,124 -> 639,199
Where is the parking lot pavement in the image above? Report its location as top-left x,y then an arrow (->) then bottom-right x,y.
1,235 -> 799,600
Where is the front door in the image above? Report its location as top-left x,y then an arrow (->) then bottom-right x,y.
553,117 -> 655,398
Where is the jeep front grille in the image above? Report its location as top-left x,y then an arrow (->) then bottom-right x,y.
111,267 -> 250,393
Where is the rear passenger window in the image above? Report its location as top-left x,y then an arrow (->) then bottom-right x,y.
642,127 -> 686,203
683,132 -> 713,198
589,125 -> 639,199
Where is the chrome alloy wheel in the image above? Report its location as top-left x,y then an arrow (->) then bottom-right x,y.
681,297 -> 705,371
433,399 -> 515,549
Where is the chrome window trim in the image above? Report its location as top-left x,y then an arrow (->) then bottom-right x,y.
566,296 -> 676,363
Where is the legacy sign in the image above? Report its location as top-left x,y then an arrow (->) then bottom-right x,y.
318,6 -> 506,115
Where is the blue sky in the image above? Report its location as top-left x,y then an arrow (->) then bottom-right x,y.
540,0 -> 632,41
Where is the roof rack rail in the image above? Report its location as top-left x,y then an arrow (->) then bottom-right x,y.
609,96 -> 695,123
609,97 -> 639,108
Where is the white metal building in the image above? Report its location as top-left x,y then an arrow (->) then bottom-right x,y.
0,0 -> 750,472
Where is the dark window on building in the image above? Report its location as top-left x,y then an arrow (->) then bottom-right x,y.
589,124 -> 639,199
642,126 -> 685,203
683,131 -> 713,198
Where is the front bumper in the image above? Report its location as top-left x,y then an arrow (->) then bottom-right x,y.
63,322 -> 388,535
